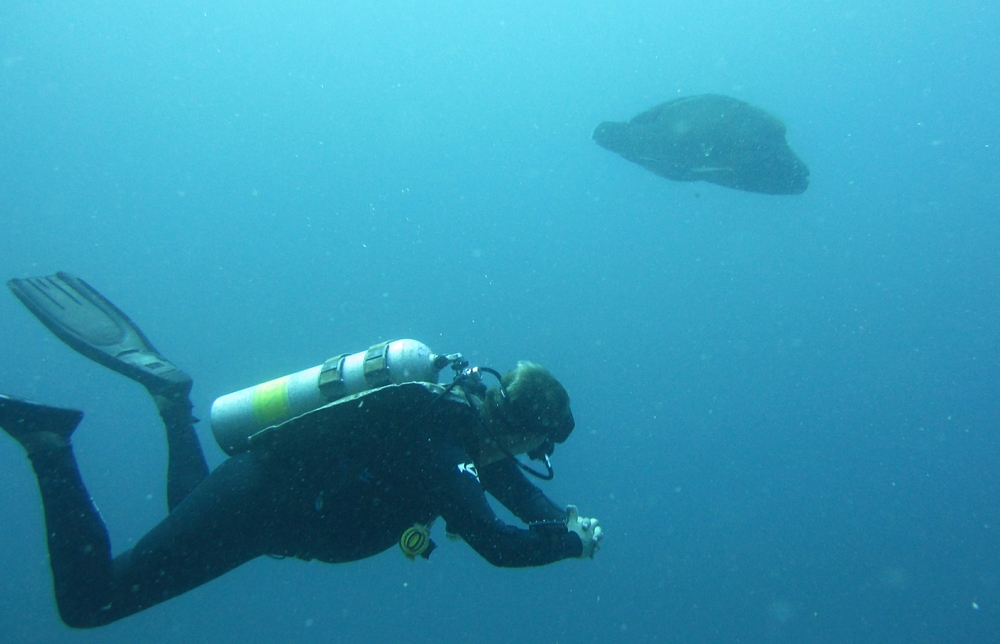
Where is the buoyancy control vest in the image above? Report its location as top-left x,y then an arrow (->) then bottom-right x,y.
243,380 -> 476,457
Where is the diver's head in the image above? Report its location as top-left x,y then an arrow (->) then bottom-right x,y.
478,361 -> 574,465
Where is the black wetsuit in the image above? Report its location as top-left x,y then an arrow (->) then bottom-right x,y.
24,384 -> 582,628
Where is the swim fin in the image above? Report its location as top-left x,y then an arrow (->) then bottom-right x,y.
7,272 -> 192,398
0,393 -> 83,443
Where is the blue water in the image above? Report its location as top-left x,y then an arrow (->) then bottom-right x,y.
2,1 -> 999,642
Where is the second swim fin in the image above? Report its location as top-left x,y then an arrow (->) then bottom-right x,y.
7,272 -> 192,397
0,393 -> 83,443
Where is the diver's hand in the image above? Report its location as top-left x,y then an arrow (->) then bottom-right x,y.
565,505 -> 603,559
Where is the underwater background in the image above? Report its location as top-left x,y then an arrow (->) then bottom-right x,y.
2,0 -> 999,642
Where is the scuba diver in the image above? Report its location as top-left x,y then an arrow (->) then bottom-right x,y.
0,272 -> 603,629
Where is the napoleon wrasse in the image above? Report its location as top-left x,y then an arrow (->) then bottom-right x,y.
593,94 -> 809,195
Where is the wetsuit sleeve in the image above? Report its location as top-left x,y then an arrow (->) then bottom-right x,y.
479,457 -> 567,523
436,449 -> 582,567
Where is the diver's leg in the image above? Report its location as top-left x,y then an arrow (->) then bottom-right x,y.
48,453 -> 269,627
4,401 -> 270,628
93,453 -> 272,624
155,395 -> 209,511
0,397 -> 113,626
27,446 -> 116,627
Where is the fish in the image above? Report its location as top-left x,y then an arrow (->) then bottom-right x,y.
593,94 -> 809,195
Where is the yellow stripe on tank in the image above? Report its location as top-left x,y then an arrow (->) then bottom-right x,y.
252,376 -> 291,427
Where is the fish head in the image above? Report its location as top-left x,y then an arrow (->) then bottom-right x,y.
591,121 -> 629,153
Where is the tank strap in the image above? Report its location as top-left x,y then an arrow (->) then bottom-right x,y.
317,354 -> 349,401
363,341 -> 392,388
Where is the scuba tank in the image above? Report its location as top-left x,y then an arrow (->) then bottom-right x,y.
211,339 -> 450,455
